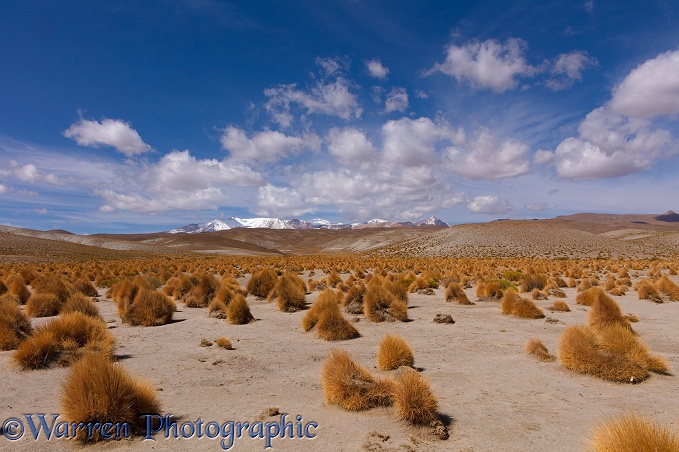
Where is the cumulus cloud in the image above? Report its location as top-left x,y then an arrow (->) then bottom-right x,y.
255,184 -> 312,217
444,129 -> 530,180
221,126 -> 320,163
427,38 -> 536,92
326,127 -> 377,165
12,163 -> 64,186
366,59 -> 389,79
546,51 -> 597,90
384,87 -> 409,113
539,49 -> 679,179
97,150 -> 263,213
0,184 -> 8,195
264,78 -> 362,127
524,202 -> 547,211
382,117 -> 460,167
63,118 -> 152,156
315,56 -> 350,76
467,195 -> 512,214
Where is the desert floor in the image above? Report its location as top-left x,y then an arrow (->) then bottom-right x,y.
1,271 -> 678,452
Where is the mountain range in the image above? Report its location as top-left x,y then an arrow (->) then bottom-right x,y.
168,215 -> 449,234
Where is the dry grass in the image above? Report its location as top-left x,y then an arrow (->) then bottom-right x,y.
637,279 -> 663,303
271,272 -> 307,312
576,287 -> 602,306
124,289 -> 175,327
587,288 -> 631,331
302,289 -> 338,332
0,298 -> 32,350
445,282 -> 472,305
246,268 -> 278,298
61,353 -> 161,441
184,273 -> 219,308
61,292 -> 100,318
215,336 -> 233,349
377,334 -> 414,370
524,338 -> 556,362
3,274 -> 31,304
25,293 -> 62,317
73,277 -> 98,297
559,325 -> 647,383
501,289 -> 544,319
342,283 -> 365,314
321,349 -> 394,411
14,312 -> 114,370
588,413 -> 679,452
364,278 -> 408,322
655,275 -> 679,301
317,307 -> 360,341
392,368 -> 438,425
226,293 -> 254,325
548,300 -> 570,312
596,323 -> 669,374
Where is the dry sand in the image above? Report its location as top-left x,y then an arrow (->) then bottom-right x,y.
1,271 -> 678,451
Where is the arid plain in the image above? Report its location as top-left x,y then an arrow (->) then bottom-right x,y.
1,213 -> 679,451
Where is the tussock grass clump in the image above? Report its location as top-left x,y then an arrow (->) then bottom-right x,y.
392,368 -> 438,425
577,286 -> 604,306
73,277 -> 99,297
548,300 -> 570,312
501,289 -> 544,319
226,293 -> 254,325
587,289 -> 630,331
521,273 -> 547,292
124,289 -> 175,327
302,289 -> 338,332
14,312 -> 114,370
269,272 -> 306,312
246,268 -> 278,298
4,274 -> 31,304
655,275 -> 679,301
525,338 -> 555,362
215,337 -> 233,349
321,349 -> 394,411
317,307 -> 360,341
364,278 -> 408,322
161,273 -> 193,300
445,282 -> 473,305
588,413 -> 679,452
0,299 -> 32,350
61,293 -> 100,318
343,283 -> 365,314
377,334 -> 414,370
184,273 -> 219,308
637,279 -> 662,303
596,323 -> 669,374
25,293 -> 62,317
559,325 -> 647,383
31,274 -> 72,303
61,353 -> 161,441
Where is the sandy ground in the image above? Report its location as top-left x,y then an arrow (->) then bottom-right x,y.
1,272 -> 678,452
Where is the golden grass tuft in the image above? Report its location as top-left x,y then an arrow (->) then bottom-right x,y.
548,300 -> 570,312
500,288 -> 519,314
342,283 -> 365,314
587,288 -> 630,331
61,292 -> 100,318
73,277 -> 99,297
316,307 -> 360,341
655,275 -> 679,301
445,282 -> 472,305
364,278 -> 408,322
321,349 -> 394,411
271,272 -> 307,312
302,289 -> 338,332
246,268 -> 278,298
14,312 -> 114,370
124,289 -> 175,327
392,368 -> 438,425
559,325 -> 647,383
226,293 -> 255,325
524,338 -> 555,362
588,413 -> 679,452
4,274 -> 31,304
61,353 -> 161,441
25,293 -> 62,317
215,336 -> 233,349
377,334 -> 414,370
596,323 -> 669,374
577,286 -> 603,306
0,298 -> 32,350
501,289 -> 544,318
637,279 -> 662,303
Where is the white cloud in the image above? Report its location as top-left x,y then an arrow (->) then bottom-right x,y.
584,0 -> 594,13
467,195 -> 512,214
540,49 -> 679,179
385,87 -> 409,113
221,126 -> 320,162
255,184 -> 312,217
524,202 -> 547,211
35,208 -> 48,215
428,38 -> 536,92
608,49 -> 679,119
547,51 -> 597,90
444,129 -> 530,180
63,118 -> 151,156
366,59 -> 389,79
13,163 -> 65,186
315,56 -> 350,76
382,117 -> 460,167
264,77 -> 362,127
0,184 -> 8,195
326,127 -> 377,165
414,89 -> 429,99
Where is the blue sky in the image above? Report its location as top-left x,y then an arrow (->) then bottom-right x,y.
1,0 -> 678,233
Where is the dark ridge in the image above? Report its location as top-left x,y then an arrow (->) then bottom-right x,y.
631,221 -> 649,224
655,211 -> 679,222
47,229 -> 74,234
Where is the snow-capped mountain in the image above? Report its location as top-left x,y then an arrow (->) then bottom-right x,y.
416,216 -> 450,227
169,215 -> 450,233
